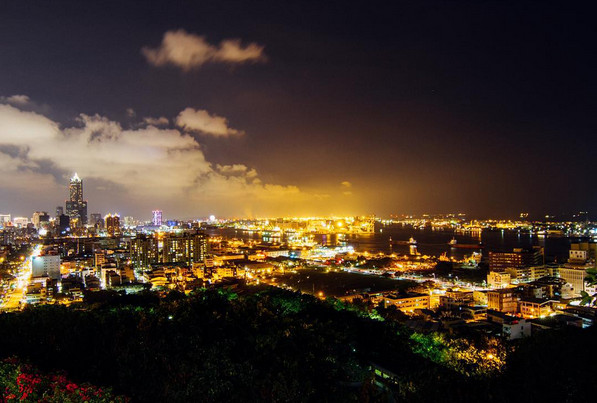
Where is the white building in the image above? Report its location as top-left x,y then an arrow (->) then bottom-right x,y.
32,255 -> 61,280
12,217 -> 29,227
0,214 -> 11,225
559,265 -> 591,297
503,318 -> 532,340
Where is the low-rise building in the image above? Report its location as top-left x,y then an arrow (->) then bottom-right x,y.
487,310 -> 531,340
487,288 -> 518,314
559,265 -> 591,297
473,290 -> 488,305
519,298 -> 555,319
487,271 -> 510,289
212,266 -> 235,279
439,290 -> 474,310
381,293 -> 430,313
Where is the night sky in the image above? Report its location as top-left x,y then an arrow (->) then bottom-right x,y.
0,1 -> 595,220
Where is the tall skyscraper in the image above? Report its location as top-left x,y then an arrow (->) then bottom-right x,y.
152,210 -> 163,226
65,173 -> 88,226
55,206 -> 64,218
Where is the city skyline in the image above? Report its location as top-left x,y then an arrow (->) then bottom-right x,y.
0,1 -> 595,218
1,3 -> 596,401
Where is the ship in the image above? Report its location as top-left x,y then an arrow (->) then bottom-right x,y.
448,237 -> 485,249
389,236 -> 417,246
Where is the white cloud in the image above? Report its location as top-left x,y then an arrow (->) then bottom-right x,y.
341,181 -> 352,188
142,116 -> 169,127
142,29 -> 266,71
0,95 -> 31,107
0,99 -> 321,217
176,107 -> 243,137
217,164 -> 248,175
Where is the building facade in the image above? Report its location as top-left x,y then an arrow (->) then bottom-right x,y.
130,232 -> 207,268
487,289 -> 518,314
32,255 -> 61,280
152,210 -> 163,226
105,214 -> 121,236
65,173 -> 88,225
489,247 -> 544,271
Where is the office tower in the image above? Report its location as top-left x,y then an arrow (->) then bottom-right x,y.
65,173 -> 88,226
105,213 -> 121,236
152,210 -> 163,226
55,206 -> 64,218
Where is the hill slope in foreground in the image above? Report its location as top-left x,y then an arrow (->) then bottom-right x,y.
0,287 -> 595,402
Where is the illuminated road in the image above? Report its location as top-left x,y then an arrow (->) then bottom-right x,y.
0,245 -> 39,311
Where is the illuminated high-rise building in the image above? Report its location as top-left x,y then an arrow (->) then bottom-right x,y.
130,231 -> 207,267
105,214 -> 121,236
152,210 -> 163,226
65,173 -> 88,225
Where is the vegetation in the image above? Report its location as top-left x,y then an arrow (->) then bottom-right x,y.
0,357 -> 126,402
581,267 -> 597,305
0,286 -> 595,402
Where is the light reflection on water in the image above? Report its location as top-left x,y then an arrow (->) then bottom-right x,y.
207,224 -> 570,263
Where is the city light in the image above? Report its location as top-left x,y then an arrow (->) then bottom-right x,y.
0,4 -> 594,400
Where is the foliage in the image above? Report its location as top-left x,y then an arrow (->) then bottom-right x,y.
581,268 -> 597,305
0,287 -> 382,401
0,358 -> 126,402
409,332 -> 506,377
0,286 -> 595,402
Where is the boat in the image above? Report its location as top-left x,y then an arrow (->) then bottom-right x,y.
448,237 -> 484,249
389,236 -> 417,246
546,229 -> 565,238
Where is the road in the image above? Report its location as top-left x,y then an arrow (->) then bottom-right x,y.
0,246 -> 39,311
